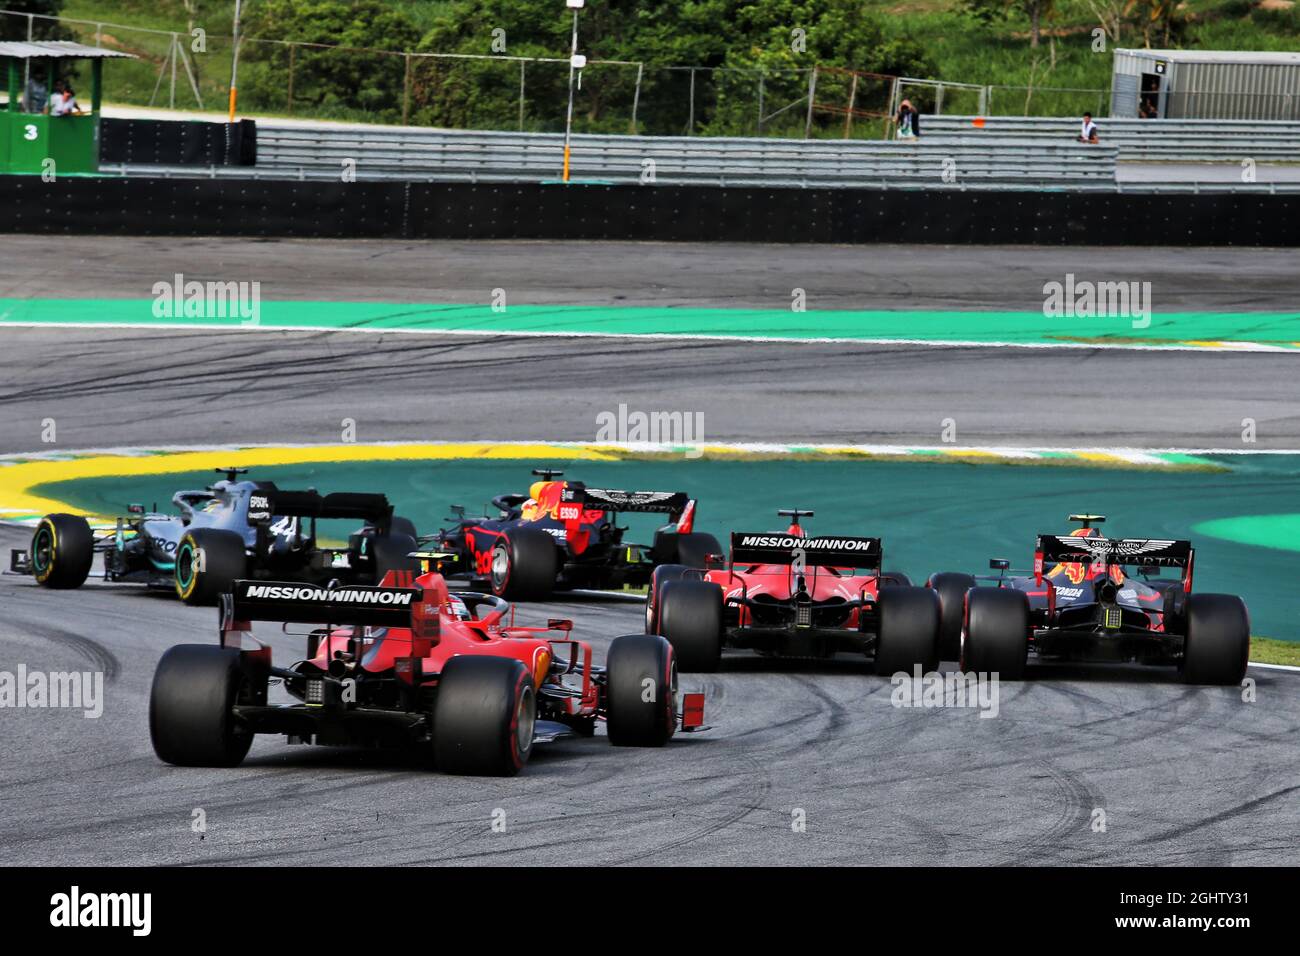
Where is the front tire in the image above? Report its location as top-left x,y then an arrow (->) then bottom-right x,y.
646,564 -> 690,633
433,656 -> 536,776
929,572 -> 977,661
962,587 -> 1029,679
658,579 -> 723,672
175,528 -> 247,605
490,527 -> 558,600
1181,593 -> 1250,685
606,634 -> 678,747
150,645 -> 253,767
873,585 -> 941,676
30,513 -> 94,589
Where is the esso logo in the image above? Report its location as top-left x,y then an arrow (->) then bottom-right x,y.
558,504 -> 581,521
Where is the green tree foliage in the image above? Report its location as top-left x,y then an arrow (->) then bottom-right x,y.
240,0 -> 420,120
0,0 -> 72,41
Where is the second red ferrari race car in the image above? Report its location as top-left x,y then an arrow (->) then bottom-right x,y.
646,509 -> 940,673
149,568 -> 705,776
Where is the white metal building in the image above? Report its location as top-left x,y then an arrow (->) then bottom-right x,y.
1110,49 -> 1300,121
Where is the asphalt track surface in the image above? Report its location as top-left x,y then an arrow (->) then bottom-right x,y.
2,526 -> 1296,867
1,238 -> 1298,866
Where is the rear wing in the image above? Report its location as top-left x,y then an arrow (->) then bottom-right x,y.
559,483 -> 690,519
1036,535 -> 1192,567
247,490 -> 393,526
222,580 -> 423,629
729,532 -> 883,570
1034,535 -> 1195,590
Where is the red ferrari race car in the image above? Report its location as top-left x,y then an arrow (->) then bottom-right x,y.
927,515 -> 1250,684
429,469 -> 721,600
149,569 -> 705,776
645,509 -> 940,674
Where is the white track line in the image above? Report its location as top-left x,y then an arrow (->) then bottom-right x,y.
1,319 -> 1297,354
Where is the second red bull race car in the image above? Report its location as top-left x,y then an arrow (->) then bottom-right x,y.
428,469 -> 721,600
927,515 -> 1250,684
149,567 -> 705,777
646,509 -> 940,673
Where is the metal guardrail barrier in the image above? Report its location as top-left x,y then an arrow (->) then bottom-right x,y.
97,118 -> 1300,193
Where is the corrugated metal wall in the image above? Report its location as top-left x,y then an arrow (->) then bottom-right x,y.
1168,61 -> 1300,121
1113,53 -> 1300,120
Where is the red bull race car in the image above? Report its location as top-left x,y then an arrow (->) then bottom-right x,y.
149,568 -> 705,777
646,509 -> 940,673
428,469 -> 721,600
927,515 -> 1250,684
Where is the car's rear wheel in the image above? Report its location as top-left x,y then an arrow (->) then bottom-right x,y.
150,645 -> 253,767
1181,593 -> 1250,685
175,528 -> 246,606
873,585 -> 941,675
646,564 -> 690,633
433,656 -> 536,776
962,587 -> 1029,679
370,531 -> 419,585
30,513 -> 94,589
605,634 -> 678,747
675,532 -> 722,568
880,569 -> 913,587
490,527 -> 558,600
658,579 -> 723,672
928,571 -> 977,661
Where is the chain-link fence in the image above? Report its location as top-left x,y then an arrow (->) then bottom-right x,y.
0,7 -> 1262,134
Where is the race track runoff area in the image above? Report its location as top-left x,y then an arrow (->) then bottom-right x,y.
9,447 -> 1298,640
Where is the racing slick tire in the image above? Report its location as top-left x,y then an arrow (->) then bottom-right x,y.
928,572 -> 977,661
675,532 -> 722,568
150,645 -> 254,767
606,634 -> 678,747
175,528 -> 247,606
490,527 -> 558,600
873,585 -> 941,676
389,515 -> 418,539
646,564 -> 690,633
30,513 -> 94,589
370,531 -> 420,585
433,655 -> 536,776
1181,593 -> 1250,686
658,579 -> 723,673
880,570 -> 913,587
962,587 -> 1030,680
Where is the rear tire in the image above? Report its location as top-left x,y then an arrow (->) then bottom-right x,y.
175,529 -> 246,606
658,579 -> 723,672
150,645 -> 253,767
490,527 -> 558,600
962,587 -> 1029,680
880,569 -> 913,587
390,515 -> 418,539
1181,593 -> 1250,685
929,571 -> 977,661
873,585 -> 941,676
371,532 -> 419,584
433,656 -> 535,776
30,513 -> 94,589
606,634 -> 678,747
675,532 -> 721,568
646,564 -> 690,633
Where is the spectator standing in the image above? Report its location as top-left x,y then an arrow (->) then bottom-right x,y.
895,99 -> 920,140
